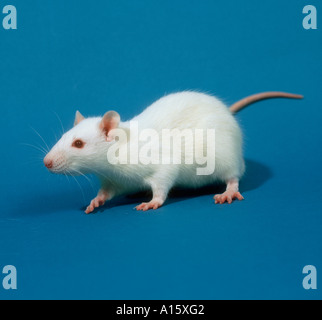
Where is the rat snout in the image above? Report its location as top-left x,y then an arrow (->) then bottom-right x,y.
43,150 -> 69,174
44,156 -> 53,169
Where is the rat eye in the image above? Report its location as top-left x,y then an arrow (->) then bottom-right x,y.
72,139 -> 85,149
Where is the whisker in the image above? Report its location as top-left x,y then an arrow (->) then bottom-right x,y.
69,172 -> 86,203
29,126 -> 50,152
52,110 -> 65,136
63,171 -> 72,186
79,165 -> 110,180
21,158 -> 44,167
73,169 -> 96,195
20,143 -> 48,155
51,129 -> 59,143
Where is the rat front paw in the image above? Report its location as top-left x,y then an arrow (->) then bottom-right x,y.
85,196 -> 107,214
135,199 -> 163,211
214,191 -> 244,204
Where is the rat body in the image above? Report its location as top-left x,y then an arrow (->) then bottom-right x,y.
44,91 -> 302,213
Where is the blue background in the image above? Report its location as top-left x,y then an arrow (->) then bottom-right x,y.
0,0 -> 321,299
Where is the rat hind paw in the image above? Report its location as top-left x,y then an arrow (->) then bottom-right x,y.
214,191 -> 244,204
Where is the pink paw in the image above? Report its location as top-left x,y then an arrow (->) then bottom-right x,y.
85,196 -> 107,214
135,199 -> 163,211
214,191 -> 244,204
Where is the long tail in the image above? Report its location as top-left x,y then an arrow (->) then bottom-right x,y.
229,91 -> 303,114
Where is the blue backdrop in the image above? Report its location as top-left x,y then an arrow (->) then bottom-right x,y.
0,0 -> 321,299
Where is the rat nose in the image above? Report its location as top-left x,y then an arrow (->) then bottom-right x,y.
44,158 -> 53,169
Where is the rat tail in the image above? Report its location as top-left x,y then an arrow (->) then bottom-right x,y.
229,91 -> 303,114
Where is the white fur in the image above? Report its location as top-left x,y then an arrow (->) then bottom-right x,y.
45,91 -> 245,205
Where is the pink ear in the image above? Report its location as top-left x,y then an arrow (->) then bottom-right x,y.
74,111 -> 85,126
99,111 -> 120,139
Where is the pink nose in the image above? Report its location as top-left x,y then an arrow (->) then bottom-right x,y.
44,158 -> 53,169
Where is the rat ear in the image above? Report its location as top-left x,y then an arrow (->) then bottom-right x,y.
74,110 -> 85,126
100,111 -> 120,141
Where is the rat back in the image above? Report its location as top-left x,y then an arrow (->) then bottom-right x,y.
124,91 -> 245,187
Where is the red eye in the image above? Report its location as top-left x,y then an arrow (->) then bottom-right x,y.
72,139 -> 85,149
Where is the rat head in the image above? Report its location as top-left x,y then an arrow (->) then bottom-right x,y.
44,110 -> 120,175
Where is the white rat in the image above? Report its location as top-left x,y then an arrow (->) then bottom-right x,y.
44,91 -> 302,213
